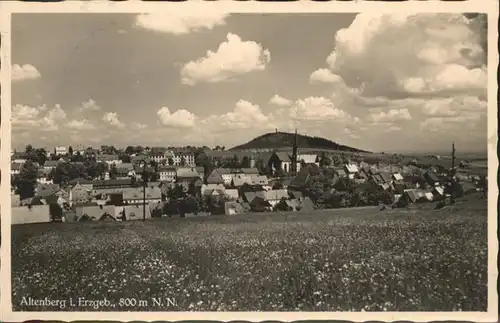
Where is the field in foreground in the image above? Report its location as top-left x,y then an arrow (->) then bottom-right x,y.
12,194 -> 488,311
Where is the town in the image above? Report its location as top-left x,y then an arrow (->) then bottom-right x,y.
10,130 -> 488,225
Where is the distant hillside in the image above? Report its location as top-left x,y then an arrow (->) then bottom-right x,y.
230,132 -> 370,153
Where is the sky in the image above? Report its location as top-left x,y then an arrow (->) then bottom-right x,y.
11,12 -> 488,153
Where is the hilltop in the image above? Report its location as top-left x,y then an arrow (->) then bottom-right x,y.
230,131 -> 370,153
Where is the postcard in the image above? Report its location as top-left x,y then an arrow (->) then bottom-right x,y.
0,1 -> 498,322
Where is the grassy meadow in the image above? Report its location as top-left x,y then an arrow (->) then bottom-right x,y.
12,194 -> 488,312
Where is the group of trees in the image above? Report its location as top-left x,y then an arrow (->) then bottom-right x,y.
12,161 -> 38,199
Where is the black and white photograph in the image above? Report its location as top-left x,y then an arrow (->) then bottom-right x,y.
1,1 -> 498,321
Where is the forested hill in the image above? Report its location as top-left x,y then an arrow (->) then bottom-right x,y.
230,132 -> 370,153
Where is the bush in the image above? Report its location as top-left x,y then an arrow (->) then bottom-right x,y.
49,203 -> 63,222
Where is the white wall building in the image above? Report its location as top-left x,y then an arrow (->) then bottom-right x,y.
55,146 -> 67,156
158,167 -> 177,182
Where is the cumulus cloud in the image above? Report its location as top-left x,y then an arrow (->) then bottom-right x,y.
269,94 -> 293,107
369,108 -> 412,123
67,119 -> 96,131
180,33 -> 271,85
309,68 -> 343,84
135,12 -> 228,35
326,13 -> 486,98
157,107 -> 196,128
12,64 -> 41,82
290,97 -> 358,123
78,99 -> 101,112
202,100 -> 272,133
12,104 -> 40,120
131,122 -> 147,130
103,112 -> 125,128
12,103 -> 66,131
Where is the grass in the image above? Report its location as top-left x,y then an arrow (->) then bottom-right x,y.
12,194 -> 488,312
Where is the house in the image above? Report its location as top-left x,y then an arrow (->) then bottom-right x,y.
68,178 -> 94,190
55,146 -> 67,156
43,160 -> 59,170
122,187 -> 162,205
97,154 -> 122,166
378,182 -> 393,191
379,172 -> 393,184
250,174 -> 269,186
12,158 -> 27,164
73,205 -> 116,222
92,178 -> 132,189
206,168 -> 232,185
392,173 -> 404,182
224,201 -> 245,215
243,191 -> 266,204
335,168 -> 347,178
11,205 -> 51,225
173,152 -> 195,166
263,189 -> 289,207
35,184 -> 61,199
423,171 -> 440,187
203,188 -> 226,198
158,166 -> 177,182
344,164 -> 359,179
70,183 -> 92,205
268,152 -> 293,173
114,167 -> 133,179
249,196 -> 272,212
232,174 -> 252,187
150,149 -> 173,164
133,165 -> 156,180
11,162 -> 23,176
115,204 -> 151,221
201,184 -> 226,196
176,167 -> 201,182
240,167 -> 260,175
296,154 -> 319,172
403,189 -> 427,204
37,169 -> 53,185
432,186 -> 445,199
224,189 -> 240,200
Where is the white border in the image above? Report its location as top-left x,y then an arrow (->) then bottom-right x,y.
0,1 -> 498,322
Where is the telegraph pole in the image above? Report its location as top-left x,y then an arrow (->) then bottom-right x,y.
142,161 -> 147,221
292,128 -> 298,176
450,142 -> 456,204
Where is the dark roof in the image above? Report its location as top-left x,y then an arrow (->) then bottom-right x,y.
97,154 -> 119,162
93,178 -> 132,187
69,178 -> 94,185
393,183 -> 406,194
134,166 -> 156,173
44,160 -> 59,167
11,163 -> 24,171
379,172 -> 392,183
274,152 -> 291,162
240,168 -> 259,174
116,167 -> 130,175
36,186 -> 60,198
424,171 -> 440,183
